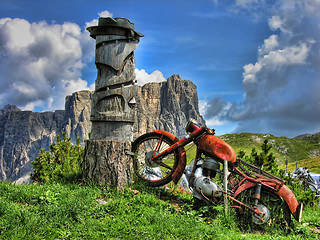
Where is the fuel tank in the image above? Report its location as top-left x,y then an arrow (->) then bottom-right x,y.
197,135 -> 236,164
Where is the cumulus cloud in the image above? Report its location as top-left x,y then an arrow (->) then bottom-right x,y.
206,0 -> 320,137
135,69 -> 166,86
0,17 -> 95,111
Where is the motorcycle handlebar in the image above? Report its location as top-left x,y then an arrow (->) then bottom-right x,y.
206,127 -> 215,135
185,119 -> 215,135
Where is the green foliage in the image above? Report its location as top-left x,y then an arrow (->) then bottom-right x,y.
30,133 -> 84,183
261,140 -> 278,173
0,181 -> 319,239
238,140 -> 278,174
281,173 -> 319,207
222,132 -> 320,165
239,141 -> 319,207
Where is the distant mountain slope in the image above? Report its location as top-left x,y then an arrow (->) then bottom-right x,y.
294,132 -> 320,143
220,133 -> 320,167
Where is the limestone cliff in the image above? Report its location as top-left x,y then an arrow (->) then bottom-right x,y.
135,74 -> 204,138
0,109 -> 65,184
64,91 -> 92,144
0,75 -> 204,183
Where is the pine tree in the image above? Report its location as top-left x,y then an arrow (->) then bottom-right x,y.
261,140 -> 277,173
256,140 -> 278,172
239,139 -> 278,173
31,133 -> 84,183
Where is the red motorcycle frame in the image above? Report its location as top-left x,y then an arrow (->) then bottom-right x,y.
132,119 -> 303,225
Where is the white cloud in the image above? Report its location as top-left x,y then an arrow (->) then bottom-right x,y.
199,98 -> 231,127
85,10 -> 113,28
135,69 -> 166,86
199,100 -> 208,116
258,34 -> 278,55
205,118 -> 228,127
206,0 -> 320,137
263,41 -> 311,65
268,16 -> 283,31
0,17 -> 95,111
20,100 -> 45,111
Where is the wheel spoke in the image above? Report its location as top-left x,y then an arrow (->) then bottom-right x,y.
235,187 -> 291,229
153,158 -> 174,170
132,133 -> 179,187
152,135 -> 163,157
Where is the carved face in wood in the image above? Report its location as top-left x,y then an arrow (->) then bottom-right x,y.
87,17 -> 143,140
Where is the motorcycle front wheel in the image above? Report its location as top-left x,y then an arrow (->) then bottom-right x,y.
131,132 -> 179,187
236,187 -> 292,229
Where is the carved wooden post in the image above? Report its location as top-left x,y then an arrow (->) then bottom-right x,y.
83,17 -> 143,189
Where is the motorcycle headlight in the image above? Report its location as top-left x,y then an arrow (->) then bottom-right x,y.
185,119 -> 201,133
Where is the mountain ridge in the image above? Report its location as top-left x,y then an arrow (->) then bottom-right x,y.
1,74 -> 319,183
0,74 -> 204,183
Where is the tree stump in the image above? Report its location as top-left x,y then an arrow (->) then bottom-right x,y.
83,18 -> 143,189
83,140 -> 133,190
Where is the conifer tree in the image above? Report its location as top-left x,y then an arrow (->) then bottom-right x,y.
238,139 -> 278,173
31,133 -> 84,183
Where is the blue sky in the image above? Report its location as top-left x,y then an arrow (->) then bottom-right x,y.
0,0 -> 319,137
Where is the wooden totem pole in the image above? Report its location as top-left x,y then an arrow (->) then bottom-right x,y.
83,17 -> 143,189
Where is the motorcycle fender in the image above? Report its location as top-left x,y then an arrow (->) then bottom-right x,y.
154,130 -> 186,184
234,181 -> 256,199
277,184 -> 303,222
234,182 -> 302,222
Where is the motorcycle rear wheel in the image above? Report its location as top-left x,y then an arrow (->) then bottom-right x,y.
236,187 -> 292,229
132,132 -> 179,187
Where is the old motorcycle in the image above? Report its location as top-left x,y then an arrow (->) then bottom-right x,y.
131,119 -> 303,225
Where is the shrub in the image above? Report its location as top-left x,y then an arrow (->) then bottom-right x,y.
238,141 -> 319,207
30,133 -> 84,183
281,173 -> 319,207
238,140 -> 278,174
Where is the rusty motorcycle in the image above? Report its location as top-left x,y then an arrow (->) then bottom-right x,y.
131,119 -> 303,225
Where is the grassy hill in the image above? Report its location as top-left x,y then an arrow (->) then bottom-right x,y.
218,133 -> 320,173
0,181 -> 319,239
281,156 -> 320,173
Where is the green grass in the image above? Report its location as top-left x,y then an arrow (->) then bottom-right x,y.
0,181 -> 319,239
280,156 -> 320,174
219,132 -> 320,166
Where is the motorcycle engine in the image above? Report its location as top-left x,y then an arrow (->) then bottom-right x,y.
194,176 -> 222,198
193,157 -> 222,200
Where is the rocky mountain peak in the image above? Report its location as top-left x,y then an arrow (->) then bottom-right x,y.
135,74 -> 204,138
0,75 -> 204,183
0,104 -> 21,116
